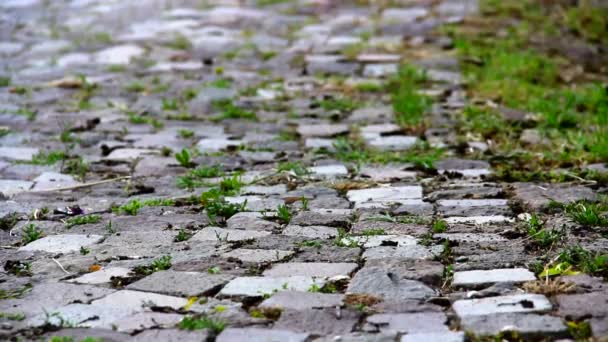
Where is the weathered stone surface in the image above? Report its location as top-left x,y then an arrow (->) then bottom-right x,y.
365,259 -> 444,286
91,290 -> 189,311
460,313 -> 568,338
274,308 -> 361,335
263,262 -> 358,278
401,332 -> 465,342
40,328 -> 131,342
0,282 -> 114,318
219,276 -> 324,298
19,234 -> 104,253
452,268 -> 536,288
190,227 -> 271,242
217,328 -> 309,342
226,212 -> 279,231
131,329 -> 209,342
366,312 -> 449,333
0,179 -> 33,196
221,248 -> 293,263
283,225 -> 339,239
68,267 -> 131,285
510,183 -> 597,210
347,186 -> 423,204
556,291 -> 608,319
259,290 -> 344,310
363,245 -> 443,261
0,147 -> 39,161
453,294 -> 553,317
290,211 -> 351,227
126,270 -> 234,297
347,266 -> 436,300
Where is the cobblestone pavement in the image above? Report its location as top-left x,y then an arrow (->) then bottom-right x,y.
1,0 -> 608,341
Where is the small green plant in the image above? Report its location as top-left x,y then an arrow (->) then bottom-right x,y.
0,312 -> 25,321
80,246 -> 90,255
176,165 -> 224,189
30,150 -> 66,165
431,219 -> 448,233
178,129 -> 194,138
175,229 -> 192,242
133,255 -> 172,276
526,214 -> 564,249
142,198 -> 175,207
556,245 -> 608,278
565,201 -> 608,227
308,283 -> 337,293
388,64 -> 430,128
201,189 -> 246,221
127,112 -> 164,129
360,228 -> 386,236
567,320 -> 592,339
167,34 -> 192,50
175,148 -> 194,168
300,197 -> 309,211
21,224 -> 43,244
277,161 -> 310,176
276,204 -> 291,224
211,99 -> 257,121
314,97 -> 360,112
0,284 -> 32,300
0,76 -> 11,87
177,316 -> 225,333
355,82 -> 384,92
5,261 -> 32,276
124,81 -> 146,93
162,98 -> 180,111
114,200 -> 143,215
191,165 -> 223,178
207,78 -> 232,89
334,228 -> 359,248
219,175 -> 243,195
65,214 -> 101,228
106,220 -> 115,234
208,266 -> 221,274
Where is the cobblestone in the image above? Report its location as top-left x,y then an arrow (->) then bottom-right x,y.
1,0 -> 606,340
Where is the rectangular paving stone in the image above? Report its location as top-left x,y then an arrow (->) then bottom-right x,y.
290,211 -> 351,227
453,294 -> 552,318
347,186 -> 422,203
259,291 -> 344,310
363,245 -> 443,261
262,262 -> 358,278
297,124 -> 349,138
460,313 -> 568,339
0,146 -> 39,161
216,328 -> 309,342
19,234 -> 104,253
445,216 -> 514,225
347,267 -> 436,301
452,268 -> 536,288
218,276 -> 324,298
274,308 -> 361,336
126,270 -> 234,297
190,227 -> 270,242
68,267 -> 131,285
401,332 -> 465,342
366,312 -> 449,334
221,248 -> 293,263
310,164 -> 348,177
283,225 -> 338,239
91,290 -> 188,311
556,291 -> 608,319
